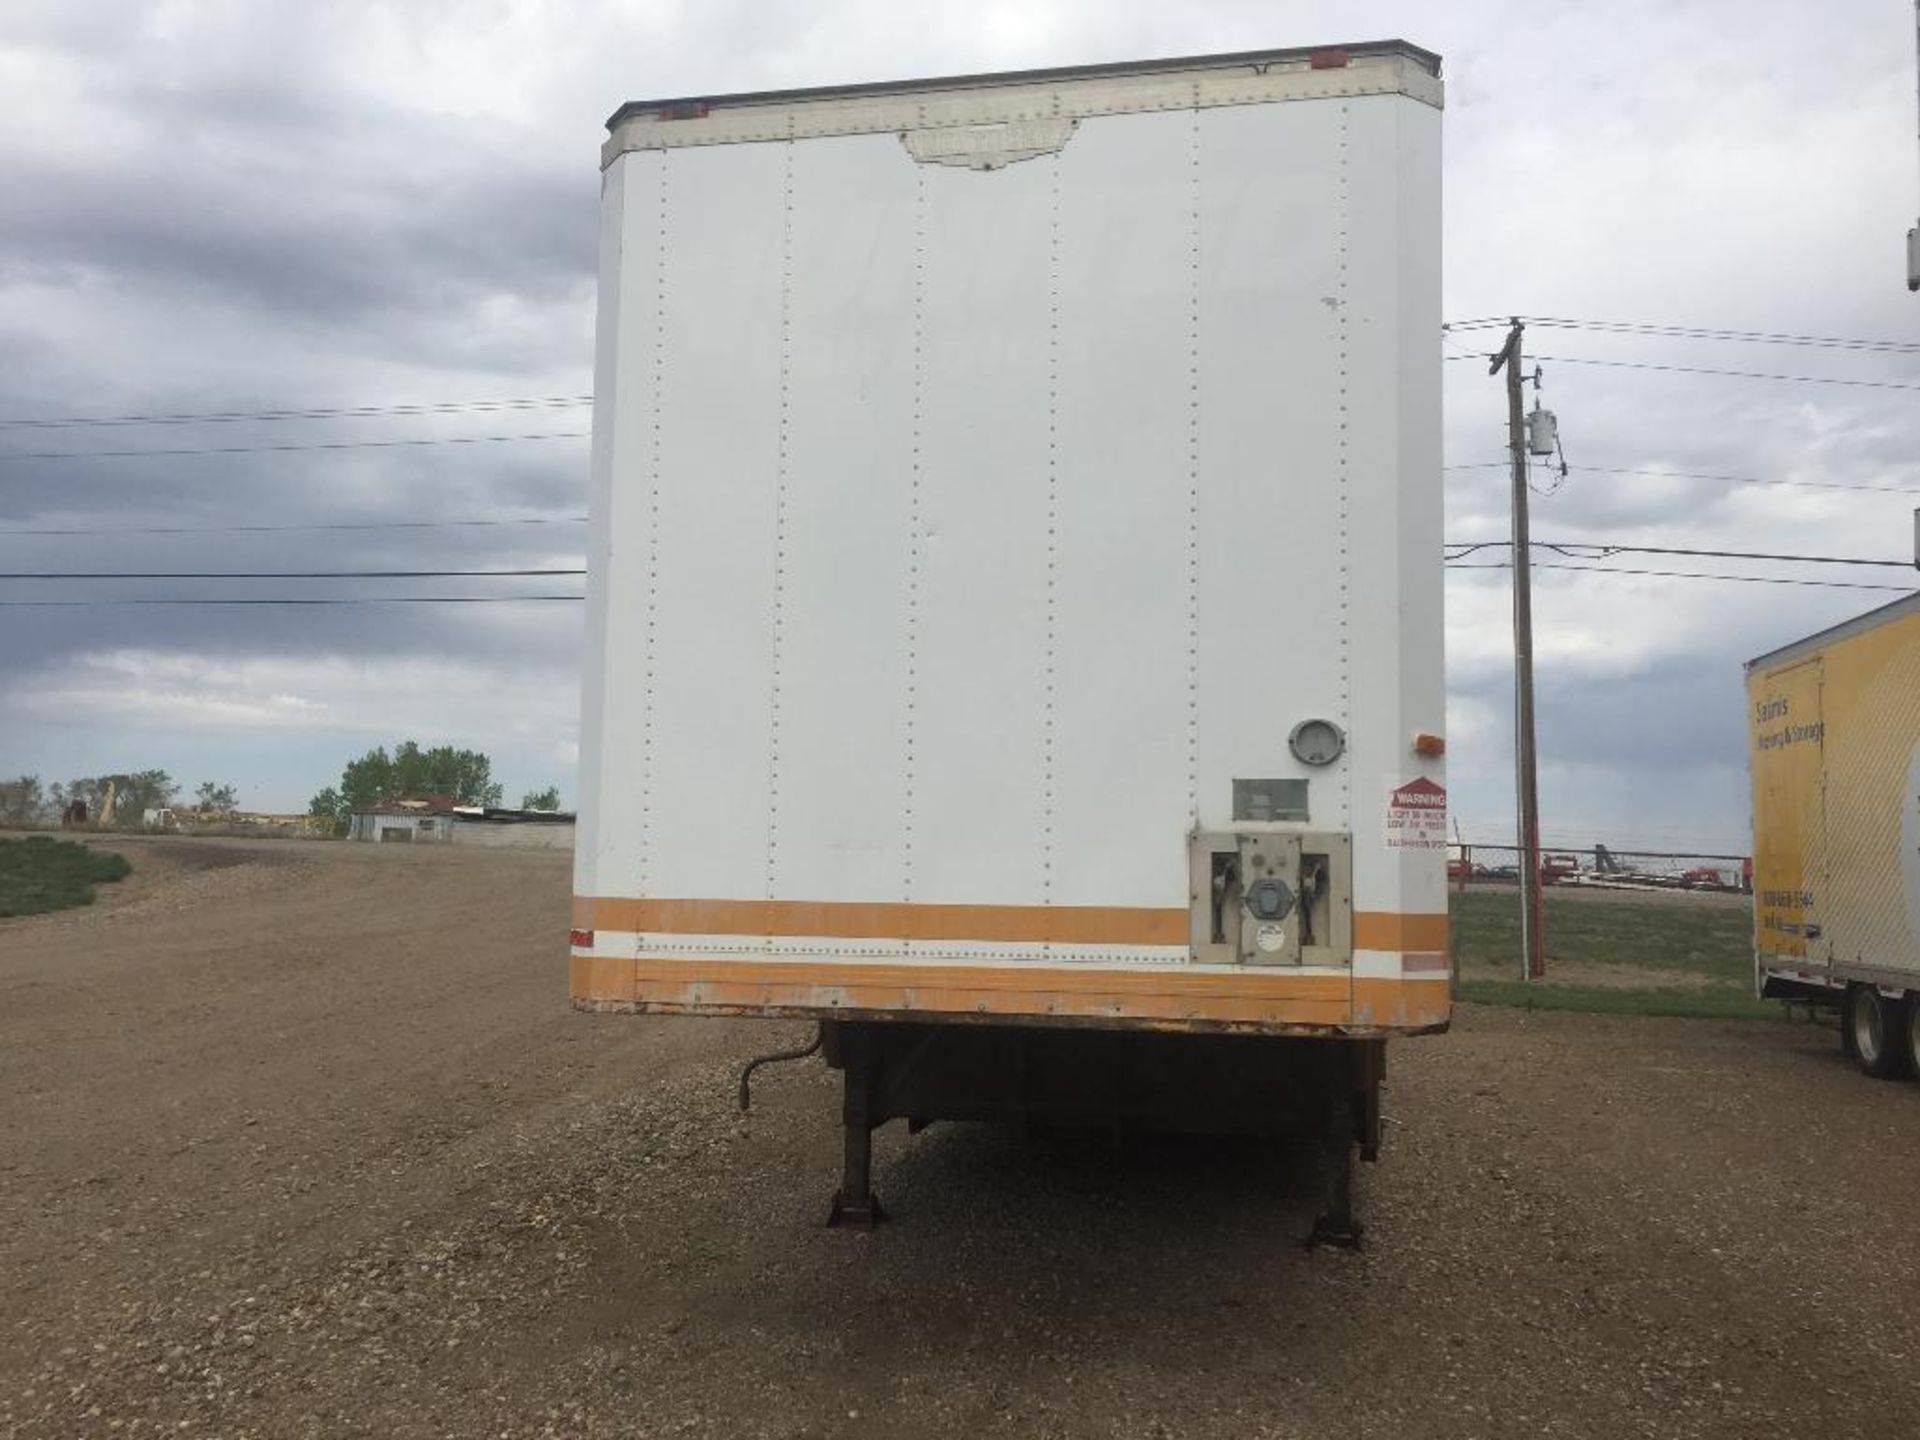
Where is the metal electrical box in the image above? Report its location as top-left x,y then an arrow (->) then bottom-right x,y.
1189,830 -> 1352,968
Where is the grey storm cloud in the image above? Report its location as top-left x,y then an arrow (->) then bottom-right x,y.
7,155 -> 591,330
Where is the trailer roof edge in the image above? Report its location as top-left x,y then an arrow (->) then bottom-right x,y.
605,39 -> 1442,131
1746,589 -> 1920,672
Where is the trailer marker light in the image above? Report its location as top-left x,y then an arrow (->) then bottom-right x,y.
569,928 -> 595,948
1308,49 -> 1350,70
1413,733 -> 1446,757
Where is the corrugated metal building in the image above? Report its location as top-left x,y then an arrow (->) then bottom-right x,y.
450,808 -> 577,850
349,795 -> 575,849
348,794 -> 457,843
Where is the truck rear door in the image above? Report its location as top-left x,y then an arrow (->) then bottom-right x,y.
1750,656 -> 1828,971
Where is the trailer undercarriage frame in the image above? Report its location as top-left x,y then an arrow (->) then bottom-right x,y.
817,1019 -> 1385,1244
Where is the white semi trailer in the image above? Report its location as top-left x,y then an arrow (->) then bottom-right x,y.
573,41 -> 1447,1241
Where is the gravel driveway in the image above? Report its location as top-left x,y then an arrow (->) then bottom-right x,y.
2,837 -> 1914,1438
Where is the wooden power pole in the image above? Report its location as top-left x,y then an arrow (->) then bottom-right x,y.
1909,0 -> 1919,290
1490,320 -> 1546,982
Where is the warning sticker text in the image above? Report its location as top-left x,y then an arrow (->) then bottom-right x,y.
1387,776 -> 1448,850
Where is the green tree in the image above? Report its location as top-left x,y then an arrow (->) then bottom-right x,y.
0,775 -> 46,826
133,771 -> 176,814
332,748 -> 397,820
194,781 -> 238,813
308,741 -> 503,826
56,772 -> 176,827
308,786 -> 345,837
521,786 -> 561,811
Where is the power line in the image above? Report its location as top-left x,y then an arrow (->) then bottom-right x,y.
0,567 -> 585,581
1441,352 -> 1920,392
0,515 -> 589,538
5,548 -> 1904,584
0,313 -> 1906,440
0,594 -> 587,608
1445,560 -> 1914,592
1445,316 -> 1920,355
6,459 -> 1904,537
0,395 -> 593,431
1444,460 -> 1920,497
12,543 -> 1900,580
0,430 -> 590,463
14,565 -> 1908,604
1441,540 -> 1914,568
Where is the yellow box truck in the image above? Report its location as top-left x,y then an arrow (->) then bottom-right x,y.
1747,592 -> 1920,1078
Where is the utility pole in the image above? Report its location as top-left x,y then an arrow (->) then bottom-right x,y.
1910,0 -> 1919,290
1490,320 -> 1546,982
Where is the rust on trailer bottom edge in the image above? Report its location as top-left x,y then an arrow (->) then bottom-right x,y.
568,954 -> 1451,1035
569,995 -> 1450,1040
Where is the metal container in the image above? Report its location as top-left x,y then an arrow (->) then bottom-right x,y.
572,42 -> 1450,1040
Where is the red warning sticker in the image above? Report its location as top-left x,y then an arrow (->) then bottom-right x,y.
1387,776 -> 1447,850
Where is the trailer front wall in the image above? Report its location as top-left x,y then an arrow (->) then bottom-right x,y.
1749,597 -> 1920,988
575,55 -> 1447,1034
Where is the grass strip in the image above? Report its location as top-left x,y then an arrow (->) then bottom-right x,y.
1458,977 -> 1778,1022
0,836 -> 132,918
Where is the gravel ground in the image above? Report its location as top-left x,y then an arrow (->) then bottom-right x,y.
3,837 -> 1916,1439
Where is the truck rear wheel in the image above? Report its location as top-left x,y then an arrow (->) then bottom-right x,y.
1904,995 -> 1920,1081
1845,985 -> 1910,1080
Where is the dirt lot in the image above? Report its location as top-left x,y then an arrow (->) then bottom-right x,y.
3,837 -> 1917,1439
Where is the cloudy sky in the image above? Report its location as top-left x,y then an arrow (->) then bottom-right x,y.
3,0 -> 1916,850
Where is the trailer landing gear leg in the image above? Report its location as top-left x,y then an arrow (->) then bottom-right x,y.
1306,1042 -> 1377,1251
1307,1144 -> 1362,1251
827,1025 -> 883,1228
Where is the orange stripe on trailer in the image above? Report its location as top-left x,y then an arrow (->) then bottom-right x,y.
568,955 -> 1451,1033
575,955 -> 1346,1026
623,956 -> 1354,1001
571,953 -> 637,1004
1352,974 -> 1449,1028
572,896 -> 1186,944
1352,911 -> 1448,952
573,896 -> 1445,951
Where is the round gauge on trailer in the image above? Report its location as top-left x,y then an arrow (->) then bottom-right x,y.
1289,718 -> 1346,767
